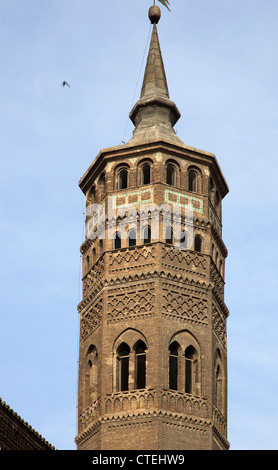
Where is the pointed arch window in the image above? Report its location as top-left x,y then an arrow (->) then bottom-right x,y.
169,342 -> 179,391
141,163 -> 151,185
85,345 -> 98,407
188,169 -> 198,192
209,177 -> 214,193
215,191 -> 221,218
117,343 -> 130,392
143,225 -> 151,244
216,364 -> 223,410
169,333 -> 200,396
215,251 -> 218,267
86,255 -> 90,272
166,164 -> 177,186
113,231 -> 121,250
219,259 -> 223,277
135,341 -> 146,389
117,168 -> 128,190
194,234 -> 202,252
128,228 -> 137,247
99,173 -> 106,198
185,345 -> 196,394
215,349 -> 224,412
165,226 -> 173,244
88,186 -> 96,204
215,191 -> 220,207
180,231 -> 188,250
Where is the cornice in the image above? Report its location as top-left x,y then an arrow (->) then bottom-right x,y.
75,409 -> 212,446
78,140 -> 229,199
78,268 -> 213,314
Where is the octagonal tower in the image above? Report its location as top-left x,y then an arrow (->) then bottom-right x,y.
75,7 -> 229,451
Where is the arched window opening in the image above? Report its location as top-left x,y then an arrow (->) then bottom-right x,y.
86,345 -> 98,406
180,231 -> 188,250
165,226 -> 173,244
215,191 -> 221,218
188,169 -> 198,192
166,164 -> 176,186
141,164 -> 151,185
185,345 -> 196,394
216,364 -> 223,409
113,231 -> 121,250
86,255 -> 90,272
88,186 -> 96,204
209,177 -> 214,193
99,239 -> 103,256
118,168 -> 128,190
143,225 -> 151,244
194,234 -> 202,253
99,173 -> 106,198
219,259 -> 223,276
117,343 -> 130,392
169,332 -> 200,396
128,228 -> 137,247
135,341 -> 146,389
169,342 -> 179,391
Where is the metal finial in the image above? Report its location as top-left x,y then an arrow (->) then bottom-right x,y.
149,5 -> 161,24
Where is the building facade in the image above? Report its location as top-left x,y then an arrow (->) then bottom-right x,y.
75,6 -> 229,450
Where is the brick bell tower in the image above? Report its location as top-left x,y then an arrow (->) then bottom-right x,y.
75,5 -> 229,451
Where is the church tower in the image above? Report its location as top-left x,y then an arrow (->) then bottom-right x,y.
75,6 -> 229,451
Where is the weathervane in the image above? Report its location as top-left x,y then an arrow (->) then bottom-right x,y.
154,0 -> 171,11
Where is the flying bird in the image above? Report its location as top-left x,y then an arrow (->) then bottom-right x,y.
61,81 -> 70,88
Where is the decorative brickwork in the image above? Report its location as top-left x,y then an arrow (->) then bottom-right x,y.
76,9 -> 229,451
162,281 -> 208,325
80,294 -> 103,344
165,188 -> 203,214
107,282 -> 155,322
212,301 -> 227,349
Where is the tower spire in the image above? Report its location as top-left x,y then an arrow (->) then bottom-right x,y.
128,5 -> 182,145
139,22 -> 169,101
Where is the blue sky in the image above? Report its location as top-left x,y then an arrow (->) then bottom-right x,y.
0,0 -> 277,450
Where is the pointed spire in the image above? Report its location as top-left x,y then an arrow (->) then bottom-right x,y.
140,24 -> 169,102
128,6 -> 182,146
